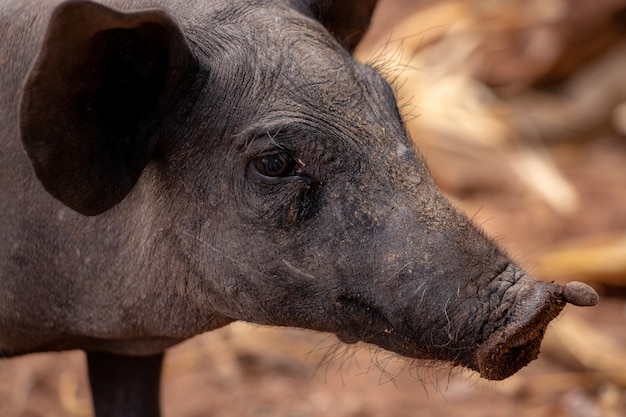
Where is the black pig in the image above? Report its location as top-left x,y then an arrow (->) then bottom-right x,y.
0,0 -> 597,416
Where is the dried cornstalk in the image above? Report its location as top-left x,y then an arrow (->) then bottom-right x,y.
542,313 -> 626,388
355,0 -> 581,214
538,234 -> 626,286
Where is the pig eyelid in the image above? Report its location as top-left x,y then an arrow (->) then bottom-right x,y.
240,121 -> 313,154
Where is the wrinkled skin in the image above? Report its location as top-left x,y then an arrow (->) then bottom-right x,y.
0,0 -> 597,416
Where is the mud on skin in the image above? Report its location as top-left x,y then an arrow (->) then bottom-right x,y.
0,0 -> 597,416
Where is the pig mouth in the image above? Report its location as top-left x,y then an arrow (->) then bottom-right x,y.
334,294 -> 394,344
472,280 -> 566,380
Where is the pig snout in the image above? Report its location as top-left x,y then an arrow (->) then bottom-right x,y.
474,276 -> 598,380
330,256 -> 597,380
320,197 -> 598,381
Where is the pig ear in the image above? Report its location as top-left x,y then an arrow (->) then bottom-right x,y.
20,0 -> 194,216
299,0 -> 378,51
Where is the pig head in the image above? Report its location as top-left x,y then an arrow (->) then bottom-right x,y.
1,0 -> 597,416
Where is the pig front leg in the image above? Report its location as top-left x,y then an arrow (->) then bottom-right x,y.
87,352 -> 163,417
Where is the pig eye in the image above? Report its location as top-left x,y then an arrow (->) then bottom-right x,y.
251,151 -> 296,178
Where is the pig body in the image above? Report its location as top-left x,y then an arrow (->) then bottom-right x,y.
0,1 -> 596,416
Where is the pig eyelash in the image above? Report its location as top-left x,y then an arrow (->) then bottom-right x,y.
266,129 -> 285,149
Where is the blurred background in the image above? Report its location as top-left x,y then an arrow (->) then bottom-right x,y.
2,0 -> 626,415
